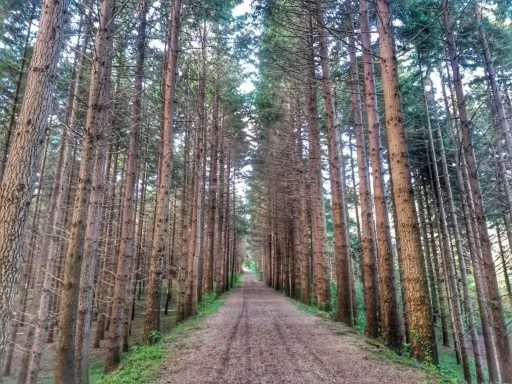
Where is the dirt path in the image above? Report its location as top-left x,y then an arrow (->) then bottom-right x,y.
158,273 -> 432,384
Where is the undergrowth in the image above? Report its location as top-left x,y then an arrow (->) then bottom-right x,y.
89,279 -> 238,384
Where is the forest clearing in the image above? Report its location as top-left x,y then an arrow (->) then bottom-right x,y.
0,0 -> 511,383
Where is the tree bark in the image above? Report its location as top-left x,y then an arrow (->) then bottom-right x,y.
348,23 -> 379,338
305,16 -> 329,308
184,113 -> 205,317
144,0 -> 182,344
376,0 -> 437,363
196,23 -> 208,304
0,0 -> 67,369
105,0 -> 148,371
215,136 -> 226,296
421,60 -> 470,381
26,14 -> 91,382
54,0 -> 115,381
204,73 -> 220,294
427,76 -> 484,382
359,0 -> 403,350
0,0 -> 39,184
314,0 -> 351,319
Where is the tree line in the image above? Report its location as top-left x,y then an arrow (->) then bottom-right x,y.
248,0 -> 512,383
0,0 -> 248,382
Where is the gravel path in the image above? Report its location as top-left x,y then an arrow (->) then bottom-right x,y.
158,273 -> 432,384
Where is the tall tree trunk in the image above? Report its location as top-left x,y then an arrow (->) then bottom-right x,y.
25,13 -> 90,381
92,146 -> 117,348
54,0 -> 115,381
196,23 -> 208,304
223,160 -> 232,293
440,63 -> 500,381
177,117 -> 192,321
204,74 -> 220,294
105,0 -> 148,371
348,23 -> 379,338
376,0 -> 437,363
10,131 -> 49,383
0,0 -> 67,368
0,0 -> 38,183
75,128 -> 109,384
427,76 -> 484,381
496,226 -> 512,307
3,247 -> 34,377
359,0 -> 403,350
416,184 -> 438,327
423,182 -> 450,347
455,139 -> 499,381
294,96 -> 311,304
314,0 -> 351,319
185,118 -> 205,317
305,16 -> 329,308
130,153 -> 148,323
144,0 -> 182,344
215,136 -> 226,296
165,193 -> 178,316
230,181 -> 237,289
421,59 -> 470,381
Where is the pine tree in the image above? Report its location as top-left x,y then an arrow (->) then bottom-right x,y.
0,0 -> 67,369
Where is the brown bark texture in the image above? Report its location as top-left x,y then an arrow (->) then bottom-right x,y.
376,0 -> 437,363
0,0 -> 67,370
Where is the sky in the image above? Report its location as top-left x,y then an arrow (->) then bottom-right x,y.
233,0 -> 252,17
233,0 -> 257,94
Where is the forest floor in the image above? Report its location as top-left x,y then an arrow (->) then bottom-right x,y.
3,292 -> 175,384
157,273 -> 435,384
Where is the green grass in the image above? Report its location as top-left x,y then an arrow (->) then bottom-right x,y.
232,273 -> 243,288
372,344 -> 487,383
89,284 -> 237,384
436,346 -> 488,383
292,285 -> 343,323
294,300 -> 333,321
89,344 -> 163,384
293,294 -> 489,383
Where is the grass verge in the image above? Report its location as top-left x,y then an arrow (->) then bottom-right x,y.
292,299 -> 484,383
89,285 -> 235,384
372,344 -> 476,383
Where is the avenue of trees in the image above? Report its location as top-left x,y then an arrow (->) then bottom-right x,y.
0,0 -> 511,383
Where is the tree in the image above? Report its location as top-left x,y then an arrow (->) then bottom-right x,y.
0,0 -> 67,369
347,15 -> 379,338
375,0 -> 437,363
54,0 -> 116,380
144,0 -> 182,344
359,0 -> 403,350
314,0 -> 352,323
25,12 -> 91,383
305,17 -> 330,309
105,0 -> 149,372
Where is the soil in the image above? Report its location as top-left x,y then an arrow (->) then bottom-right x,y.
158,273 -> 433,384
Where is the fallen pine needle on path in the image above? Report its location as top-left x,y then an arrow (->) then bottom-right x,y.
158,273 -> 433,384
